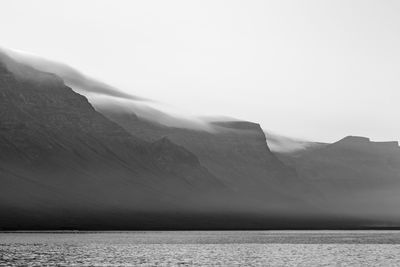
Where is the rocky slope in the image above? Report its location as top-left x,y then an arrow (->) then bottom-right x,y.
280,136 -> 400,225
0,52 -> 227,229
3,48 -> 399,229
97,107 -> 320,213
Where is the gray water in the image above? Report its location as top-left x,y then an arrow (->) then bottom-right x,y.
1,231 -> 400,266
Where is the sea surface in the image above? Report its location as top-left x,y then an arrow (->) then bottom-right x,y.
1,231 -> 400,266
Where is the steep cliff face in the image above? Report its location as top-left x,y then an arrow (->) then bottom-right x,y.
8,48 -> 399,229
0,53 -> 225,229
97,107 -> 317,212
280,136 -> 400,222
1,49 -> 309,206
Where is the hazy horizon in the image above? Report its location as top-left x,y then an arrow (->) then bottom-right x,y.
1,0 -> 399,142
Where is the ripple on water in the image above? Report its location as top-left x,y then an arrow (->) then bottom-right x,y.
1,231 -> 400,266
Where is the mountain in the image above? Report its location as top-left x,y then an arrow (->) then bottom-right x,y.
0,49 -> 324,230
0,51 -> 233,230
94,101 -> 323,212
280,136 -> 400,225
2,47 -> 399,229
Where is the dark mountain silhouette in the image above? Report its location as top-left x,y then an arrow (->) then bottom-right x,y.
0,49 -> 325,230
280,136 -> 400,225
1,48 -> 400,229
0,52 -> 237,229
98,107 -> 316,206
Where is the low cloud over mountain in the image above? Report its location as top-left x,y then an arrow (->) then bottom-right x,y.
1,47 -> 399,229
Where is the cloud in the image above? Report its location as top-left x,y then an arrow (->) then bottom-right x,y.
0,46 -> 222,131
265,131 -> 325,153
91,94 -> 217,131
1,47 -> 147,101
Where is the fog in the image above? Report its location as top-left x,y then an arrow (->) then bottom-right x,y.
1,0 -> 400,142
2,45 -> 400,228
2,47 -> 218,131
265,131 -> 325,153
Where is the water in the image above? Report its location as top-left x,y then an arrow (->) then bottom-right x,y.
1,231 -> 400,266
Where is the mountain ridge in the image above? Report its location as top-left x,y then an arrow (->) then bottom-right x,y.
1,47 -> 400,229
0,51 -> 236,229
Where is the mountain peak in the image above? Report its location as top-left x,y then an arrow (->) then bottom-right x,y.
332,136 -> 399,151
338,136 -> 371,143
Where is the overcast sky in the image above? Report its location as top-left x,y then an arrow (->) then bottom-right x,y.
1,0 -> 399,142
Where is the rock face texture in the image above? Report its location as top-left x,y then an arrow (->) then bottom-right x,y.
2,48 -> 399,229
0,51 -> 321,230
97,107 -> 315,209
280,135 -> 400,224
0,52 -> 229,229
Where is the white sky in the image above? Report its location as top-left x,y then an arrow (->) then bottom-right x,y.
1,0 -> 399,142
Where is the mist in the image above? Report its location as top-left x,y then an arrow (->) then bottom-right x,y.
265,131 -> 325,153
1,47 -> 221,131
1,42 -> 400,229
